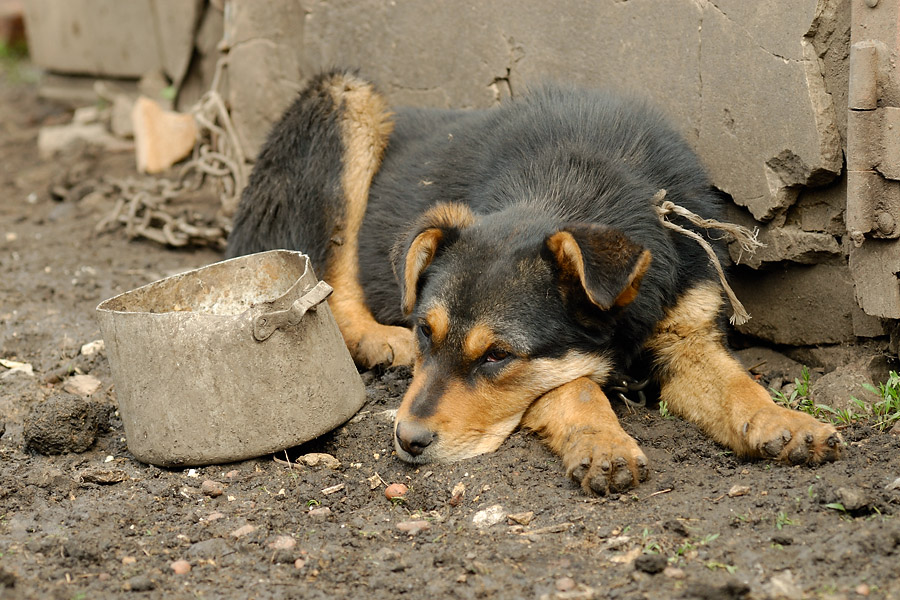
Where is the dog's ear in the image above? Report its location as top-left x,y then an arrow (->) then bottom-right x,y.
545,224 -> 652,310
393,202 -> 476,316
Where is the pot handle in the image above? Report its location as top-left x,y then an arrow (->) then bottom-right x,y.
252,280 -> 333,342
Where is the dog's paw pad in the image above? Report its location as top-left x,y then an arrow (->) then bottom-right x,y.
564,436 -> 649,496
744,407 -> 843,465
353,326 -> 415,369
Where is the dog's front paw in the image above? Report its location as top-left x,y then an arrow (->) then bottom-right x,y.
353,325 -> 415,369
742,406 -> 843,465
563,429 -> 649,495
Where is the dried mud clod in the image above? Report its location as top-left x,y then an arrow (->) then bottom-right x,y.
23,393 -> 113,455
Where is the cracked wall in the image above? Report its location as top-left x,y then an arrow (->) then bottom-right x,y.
193,0 -> 868,344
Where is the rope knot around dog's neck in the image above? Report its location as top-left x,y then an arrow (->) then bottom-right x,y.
651,189 -> 763,326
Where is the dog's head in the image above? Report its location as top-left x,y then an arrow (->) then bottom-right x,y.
391,202 -> 652,463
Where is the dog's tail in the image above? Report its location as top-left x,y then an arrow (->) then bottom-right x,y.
225,69 -> 393,280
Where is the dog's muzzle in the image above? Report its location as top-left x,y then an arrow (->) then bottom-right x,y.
395,420 -> 435,458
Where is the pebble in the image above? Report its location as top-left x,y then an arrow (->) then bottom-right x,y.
766,570 -> 803,600
294,558 -> 306,569
472,505 -> 505,528
200,480 -> 224,497
450,482 -> 466,506
63,374 -> 102,396
856,583 -> 871,596
507,511 -> 534,526
121,556 -> 137,565
885,477 -> 900,491
80,340 -> 105,356
555,577 -> 576,592
302,453 -> 341,469
663,566 -> 685,579
634,554 -> 667,574
396,520 -> 431,536
124,575 -> 154,592
230,524 -> 257,538
204,512 -> 225,522
836,487 -> 869,512
269,535 -> 296,550
169,559 -> 191,575
308,507 -> 332,518
385,483 -> 408,500
78,467 -> 128,485
728,484 -> 750,497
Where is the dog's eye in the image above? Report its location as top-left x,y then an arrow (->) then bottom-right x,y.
483,348 -> 511,363
417,323 -> 432,341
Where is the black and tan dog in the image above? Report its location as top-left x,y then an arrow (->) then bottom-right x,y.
226,69 -> 841,494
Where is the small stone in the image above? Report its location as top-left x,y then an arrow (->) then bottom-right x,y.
856,583 -> 871,596
308,507 -> 332,518
121,556 -> 137,565
836,487 -> 870,512
449,482 -> 466,506
132,97 -> 198,174
886,477 -> 900,492
634,554 -> 668,575
169,559 -> 191,575
766,570 -> 803,600
268,535 -> 296,550
62,374 -> 102,396
225,470 -> 239,478
78,467 -> 128,485
230,524 -> 257,538
396,520 -> 431,536
38,123 -> 132,159
507,511 -> 534,526
124,575 -> 154,592
472,505 -> 505,528
728,484 -> 750,497
80,340 -> 105,357
294,558 -> 306,569
200,480 -> 224,497
385,483 -> 408,500
301,453 -> 341,469
555,577 -> 576,592
204,512 -> 225,522
663,566 -> 685,579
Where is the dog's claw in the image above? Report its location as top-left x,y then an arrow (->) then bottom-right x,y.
745,406 -> 843,465
564,436 -> 648,496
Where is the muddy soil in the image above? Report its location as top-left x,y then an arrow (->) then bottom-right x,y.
2,64 -> 900,600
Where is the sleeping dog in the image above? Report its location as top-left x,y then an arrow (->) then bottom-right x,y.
226,69 -> 841,494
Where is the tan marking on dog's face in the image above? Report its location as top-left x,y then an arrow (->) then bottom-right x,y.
394,350 -> 613,463
462,323 -> 498,362
424,305 -> 450,346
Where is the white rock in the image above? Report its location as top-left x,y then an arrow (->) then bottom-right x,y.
80,340 -> 105,356
472,505 -> 505,528
63,374 -> 102,396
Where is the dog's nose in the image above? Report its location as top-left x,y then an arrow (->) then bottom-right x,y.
395,421 -> 435,456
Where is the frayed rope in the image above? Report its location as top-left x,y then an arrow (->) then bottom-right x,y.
651,189 -> 764,326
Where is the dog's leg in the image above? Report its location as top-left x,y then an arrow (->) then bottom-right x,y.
322,74 -> 415,369
646,282 -> 842,464
522,377 -> 650,495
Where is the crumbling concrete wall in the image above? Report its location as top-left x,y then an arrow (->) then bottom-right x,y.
28,0 -> 887,347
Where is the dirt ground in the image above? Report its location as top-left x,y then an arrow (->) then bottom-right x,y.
2,62 -> 900,600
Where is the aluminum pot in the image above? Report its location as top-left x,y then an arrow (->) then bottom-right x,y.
96,250 -> 364,467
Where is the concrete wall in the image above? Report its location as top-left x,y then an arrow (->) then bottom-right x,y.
29,0 -> 885,346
